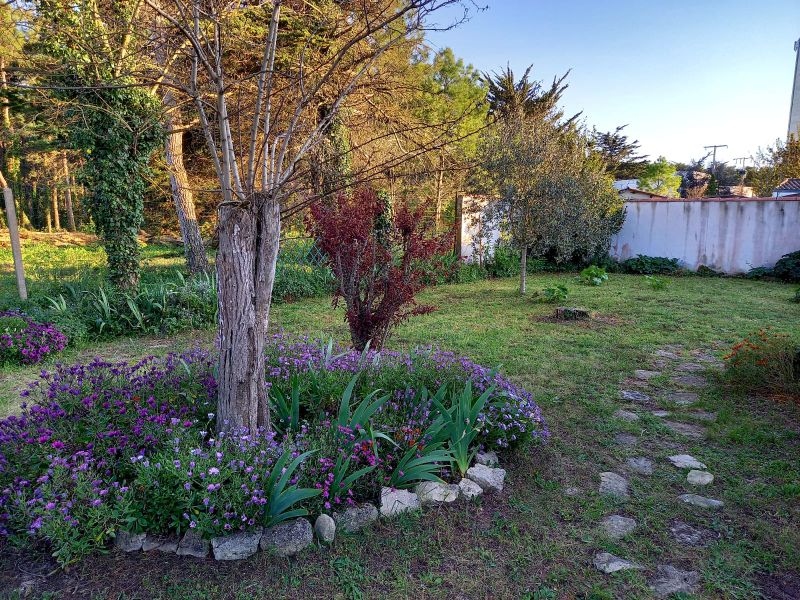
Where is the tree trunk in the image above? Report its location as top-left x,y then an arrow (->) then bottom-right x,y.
51,186 -> 60,230
216,193 -> 280,433
164,102 -> 209,273
434,151 -> 444,231
45,188 -> 52,233
62,151 -> 76,232
520,245 -> 527,294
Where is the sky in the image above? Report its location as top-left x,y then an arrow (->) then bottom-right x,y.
426,0 -> 800,167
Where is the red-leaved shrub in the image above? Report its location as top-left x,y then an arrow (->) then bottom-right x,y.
724,328 -> 800,401
308,188 -> 452,350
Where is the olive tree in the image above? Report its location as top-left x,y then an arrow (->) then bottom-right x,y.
483,116 -> 623,294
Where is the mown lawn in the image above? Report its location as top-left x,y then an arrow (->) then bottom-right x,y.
1,272 -> 799,599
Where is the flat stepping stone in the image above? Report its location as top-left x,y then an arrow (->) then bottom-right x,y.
593,552 -> 642,574
635,369 -> 661,380
600,515 -> 637,539
691,351 -> 724,365
620,390 -> 651,403
651,410 -> 670,417
671,374 -> 708,388
668,454 -> 707,469
655,349 -> 681,360
613,409 -> 640,422
599,472 -> 629,499
688,410 -> 717,422
663,420 -> 706,439
679,494 -> 724,509
626,457 -> 653,475
676,362 -> 705,372
670,521 -> 708,546
649,565 -> 701,598
687,470 -> 714,485
614,432 -> 638,446
664,391 -> 699,406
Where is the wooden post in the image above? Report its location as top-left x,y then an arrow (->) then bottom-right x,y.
0,170 -> 28,300
454,193 -> 463,258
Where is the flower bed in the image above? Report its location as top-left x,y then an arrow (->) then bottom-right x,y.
0,337 -> 547,565
0,311 -> 68,365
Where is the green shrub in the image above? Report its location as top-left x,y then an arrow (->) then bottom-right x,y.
485,244 -> 521,278
745,266 -> 773,279
773,250 -> 800,283
644,275 -> 668,290
455,262 -> 488,284
619,255 -> 681,274
534,285 -> 570,303
578,265 -> 608,286
272,263 -> 334,303
794,287 -> 800,303
724,329 -> 800,399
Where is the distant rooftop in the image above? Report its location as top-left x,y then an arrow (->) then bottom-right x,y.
774,177 -> 800,192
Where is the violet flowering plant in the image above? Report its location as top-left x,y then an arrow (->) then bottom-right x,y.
0,337 -> 546,565
264,334 -> 549,450
0,311 -> 68,365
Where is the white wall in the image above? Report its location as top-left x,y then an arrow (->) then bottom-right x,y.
457,195 -> 501,262
610,198 -> 800,273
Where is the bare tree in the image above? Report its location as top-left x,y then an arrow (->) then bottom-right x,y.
142,0 -> 471,432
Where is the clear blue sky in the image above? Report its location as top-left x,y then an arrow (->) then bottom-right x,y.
426,0 -> 800,166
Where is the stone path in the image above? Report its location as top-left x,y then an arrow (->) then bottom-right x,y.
589,344 -> 729,595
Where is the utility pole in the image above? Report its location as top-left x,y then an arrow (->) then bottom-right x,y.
704,144 -> 728,173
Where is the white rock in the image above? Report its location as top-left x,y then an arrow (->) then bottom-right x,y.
458,478 -> 483,499
114,531 -> 145,552
678,494 -> 724,510
687,470 -> 714,485
465,464 -> 506,492
415,481 -> 460,505
593,552 -> 642,574
626,457 -> 653,475
635,369 -> 661,380
651,410 -> 671,418
142,534 -> 178,553
599,472 -> 629,499
261,518 -> 313,556
314,514 -> 336,544
379,487 -> 421,517
176,529 -> 209,558
613,409 -> 640,422
334,503 -> 378,532
668,454 -> 707,470
600,515 -> 636,540
475,450 -> 499,467
649,565 -> 701,598
211,529 -> 262,561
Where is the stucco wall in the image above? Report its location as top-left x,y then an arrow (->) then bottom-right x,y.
456,195 -> 501,262
610,198 -> 800,273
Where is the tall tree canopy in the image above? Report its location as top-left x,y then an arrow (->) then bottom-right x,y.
591,125 -> 648,180
638,156 -> 681,198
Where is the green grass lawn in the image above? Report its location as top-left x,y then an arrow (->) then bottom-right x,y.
1,273 -> 799,599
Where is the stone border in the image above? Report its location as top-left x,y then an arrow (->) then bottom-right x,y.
114,451 -> 507,561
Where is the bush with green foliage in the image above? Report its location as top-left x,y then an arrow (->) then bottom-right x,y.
644,275 -> 668,290
578,265 -> 608,286
619,255 -> 681,275
0,338 -> 547,564
534,285 -> 570,303
772,250 -> 800,283
724,329 -> 799,399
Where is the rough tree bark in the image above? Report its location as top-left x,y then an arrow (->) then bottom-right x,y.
62,151 -> 76,231
50,186 -> 60,230
164,94 -> 209,273
216,193 -> 280,431
520,245 -> 527,294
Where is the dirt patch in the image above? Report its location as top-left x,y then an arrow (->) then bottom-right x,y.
755,571 -> 800,600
